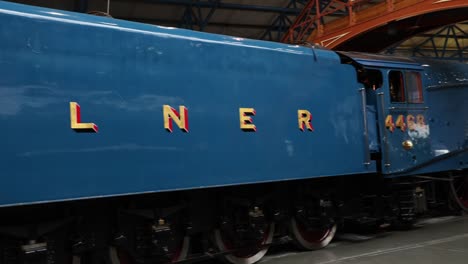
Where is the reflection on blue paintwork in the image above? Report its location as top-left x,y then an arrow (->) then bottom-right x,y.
4,1 -> 467,206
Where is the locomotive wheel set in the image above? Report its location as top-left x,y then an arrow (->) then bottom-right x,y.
0,2 -> 467,264
1,176 -> 468,264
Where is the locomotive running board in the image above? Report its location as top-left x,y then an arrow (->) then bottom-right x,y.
174,242 -> 274,264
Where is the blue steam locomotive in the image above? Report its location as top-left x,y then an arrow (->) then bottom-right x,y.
0,1 -> 467,264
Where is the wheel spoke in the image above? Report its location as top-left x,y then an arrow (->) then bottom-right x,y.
109,247 -> 121,264
290,218 -> 336,251
72,256 -> 81,264
213,223 -> 274,264
170,236 -> 190,262
450,175 -> 468,212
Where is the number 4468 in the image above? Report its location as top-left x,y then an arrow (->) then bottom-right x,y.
385,114 -> 425,133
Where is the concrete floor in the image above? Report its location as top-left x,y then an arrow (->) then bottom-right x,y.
262,216 -> 468,264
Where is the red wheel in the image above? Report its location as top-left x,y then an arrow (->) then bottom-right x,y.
169,236 -> 191,262
213,223 -> 274,264
450,174 -> 468,212
72,256 -> 81,264
290,218 -> 336,250
109,247 -> 126,264
19,238 -> 188,264
107,237 -> 190,264
72,247 -> 134,264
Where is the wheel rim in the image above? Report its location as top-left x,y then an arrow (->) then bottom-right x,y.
290,218 -> 336,250
72,256 -> 81,264
450,174 -> 468,212
457,176 -> 468,208
72,248 -> 131,264
107,236 -> 190,264
214,223 -> 274,264
170,236 -> 190,262
109,247 -> 124,264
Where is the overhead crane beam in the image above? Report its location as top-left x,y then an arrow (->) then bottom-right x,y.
116,0 -> 314,37
121,0 -> 304,15
386,23 -> 468,61
260,0 -> 310,42
281,0 -> 368,44
74,0 -> 88,13
283,0 -> 468,50
117,17 -> 288,30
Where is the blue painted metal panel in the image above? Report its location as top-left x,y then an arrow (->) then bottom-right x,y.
366,105 -> 379,153
0,2 -> 376,207
341,52 -> 467,176
378,59 -> 468,176
395,59 -> 468,175
380,103 -> 433,175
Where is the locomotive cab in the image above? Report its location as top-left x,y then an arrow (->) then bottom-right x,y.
338,52 -> 432,175
380,67 -> 431,175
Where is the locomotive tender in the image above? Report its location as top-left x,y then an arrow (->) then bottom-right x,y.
0,1 -> 467,264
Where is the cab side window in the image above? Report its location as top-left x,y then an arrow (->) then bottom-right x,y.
358,68 -> 383,90
389,71 -> 405,103
405,71 -> 423,103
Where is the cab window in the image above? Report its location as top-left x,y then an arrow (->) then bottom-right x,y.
389,71 -> 405,103
405,71 -> 423,103
358,68 -> 383,90
388,71 -> 424,104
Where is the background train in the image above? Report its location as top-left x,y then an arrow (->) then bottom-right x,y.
0,1 -> 467,264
